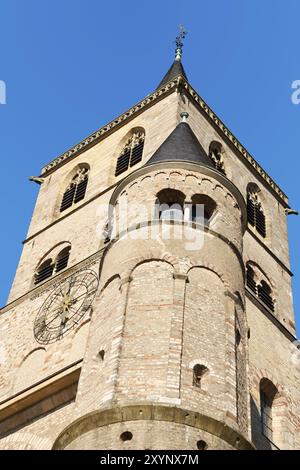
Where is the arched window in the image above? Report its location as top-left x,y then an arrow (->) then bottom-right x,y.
193,364 -> 208,388
246,263 -> 274,312
246,265 -> 257,295
260,378 -> 279,442
34,259 -> 54,285
209,141 -> 226,174
247,185 -> 266,237
34,246 -> 71,285
60,166 -> 89,212
257,281 -> 274,312
115,129 -> 145,177
191,194 -> 216,226
156,189 -> 185,221
55,246 -> 71,273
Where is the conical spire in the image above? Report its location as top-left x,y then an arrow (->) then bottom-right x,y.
146,113 -> 215,169
156,60 -> 188,90
156,26 -> 188,89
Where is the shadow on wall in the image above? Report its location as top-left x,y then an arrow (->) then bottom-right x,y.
250,394 -> 272,450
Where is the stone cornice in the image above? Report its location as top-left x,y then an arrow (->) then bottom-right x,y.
41,79 -> 178,176
40,74 -> 289,206
178,78 -> 289,206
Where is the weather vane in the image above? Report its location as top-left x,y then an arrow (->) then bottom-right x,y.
175,25 -> 188,60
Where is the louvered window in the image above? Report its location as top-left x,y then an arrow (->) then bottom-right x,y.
34,247 -> 71,285
60,168 -> 89,212
246,267 -> 257,295
34,260 -> 54,285
60,186 -> 76,212
246,265 -> 275,312
55,247 -> 71,273
247,193 -> 266,238
115,131 -> 145,177
257,281 -> 274,312
256,206 -> 266,237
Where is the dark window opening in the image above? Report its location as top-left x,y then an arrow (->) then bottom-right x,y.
191,195 -> 216,226
55,247 -> 71,273
247,192 -> 266,238
257,281 -> 274,312
246,265 -> 274,312
260,378 -> 278,442
193,364 -> 208,388
156,189 -> 185,221
246,266 -> 257,295
34,259 -> 54,285
209,141 -> 226,175
60,167 -> 89,213
34,246 -> 71,285
115,131 -> 145,177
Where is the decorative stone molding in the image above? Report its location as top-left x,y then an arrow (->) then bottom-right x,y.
110,161 -> 247,232
52,404 -> 254,450
104,219 -> 245,277
40,74 -> 288,207
41,80 -> 178,175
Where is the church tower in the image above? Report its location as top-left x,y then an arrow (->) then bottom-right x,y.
0,36 -> 299,450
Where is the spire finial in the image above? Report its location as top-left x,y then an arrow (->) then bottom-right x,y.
175,25 -> 188,61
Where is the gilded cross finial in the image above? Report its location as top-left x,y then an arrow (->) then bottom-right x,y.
175,25 -> 187,61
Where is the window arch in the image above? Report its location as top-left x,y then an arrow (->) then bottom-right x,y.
193,364 -> 209,388
156,188 -> 185,221
209,141 -> 226,174
260,378 -> 279,442
115,129 -> 145,177
246,262 -> 275,312
60,166 -> 89,212
190,194 -> 216,226
34,245 -> 71,285
247,184 -> 266,237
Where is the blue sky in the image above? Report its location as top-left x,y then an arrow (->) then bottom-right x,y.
0,0 -> 299,333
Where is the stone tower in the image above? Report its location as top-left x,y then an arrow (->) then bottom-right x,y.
0,42 -> 299,450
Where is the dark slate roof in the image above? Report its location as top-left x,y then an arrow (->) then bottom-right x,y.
156,59 -> 188,89
146,122 -> 215,168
